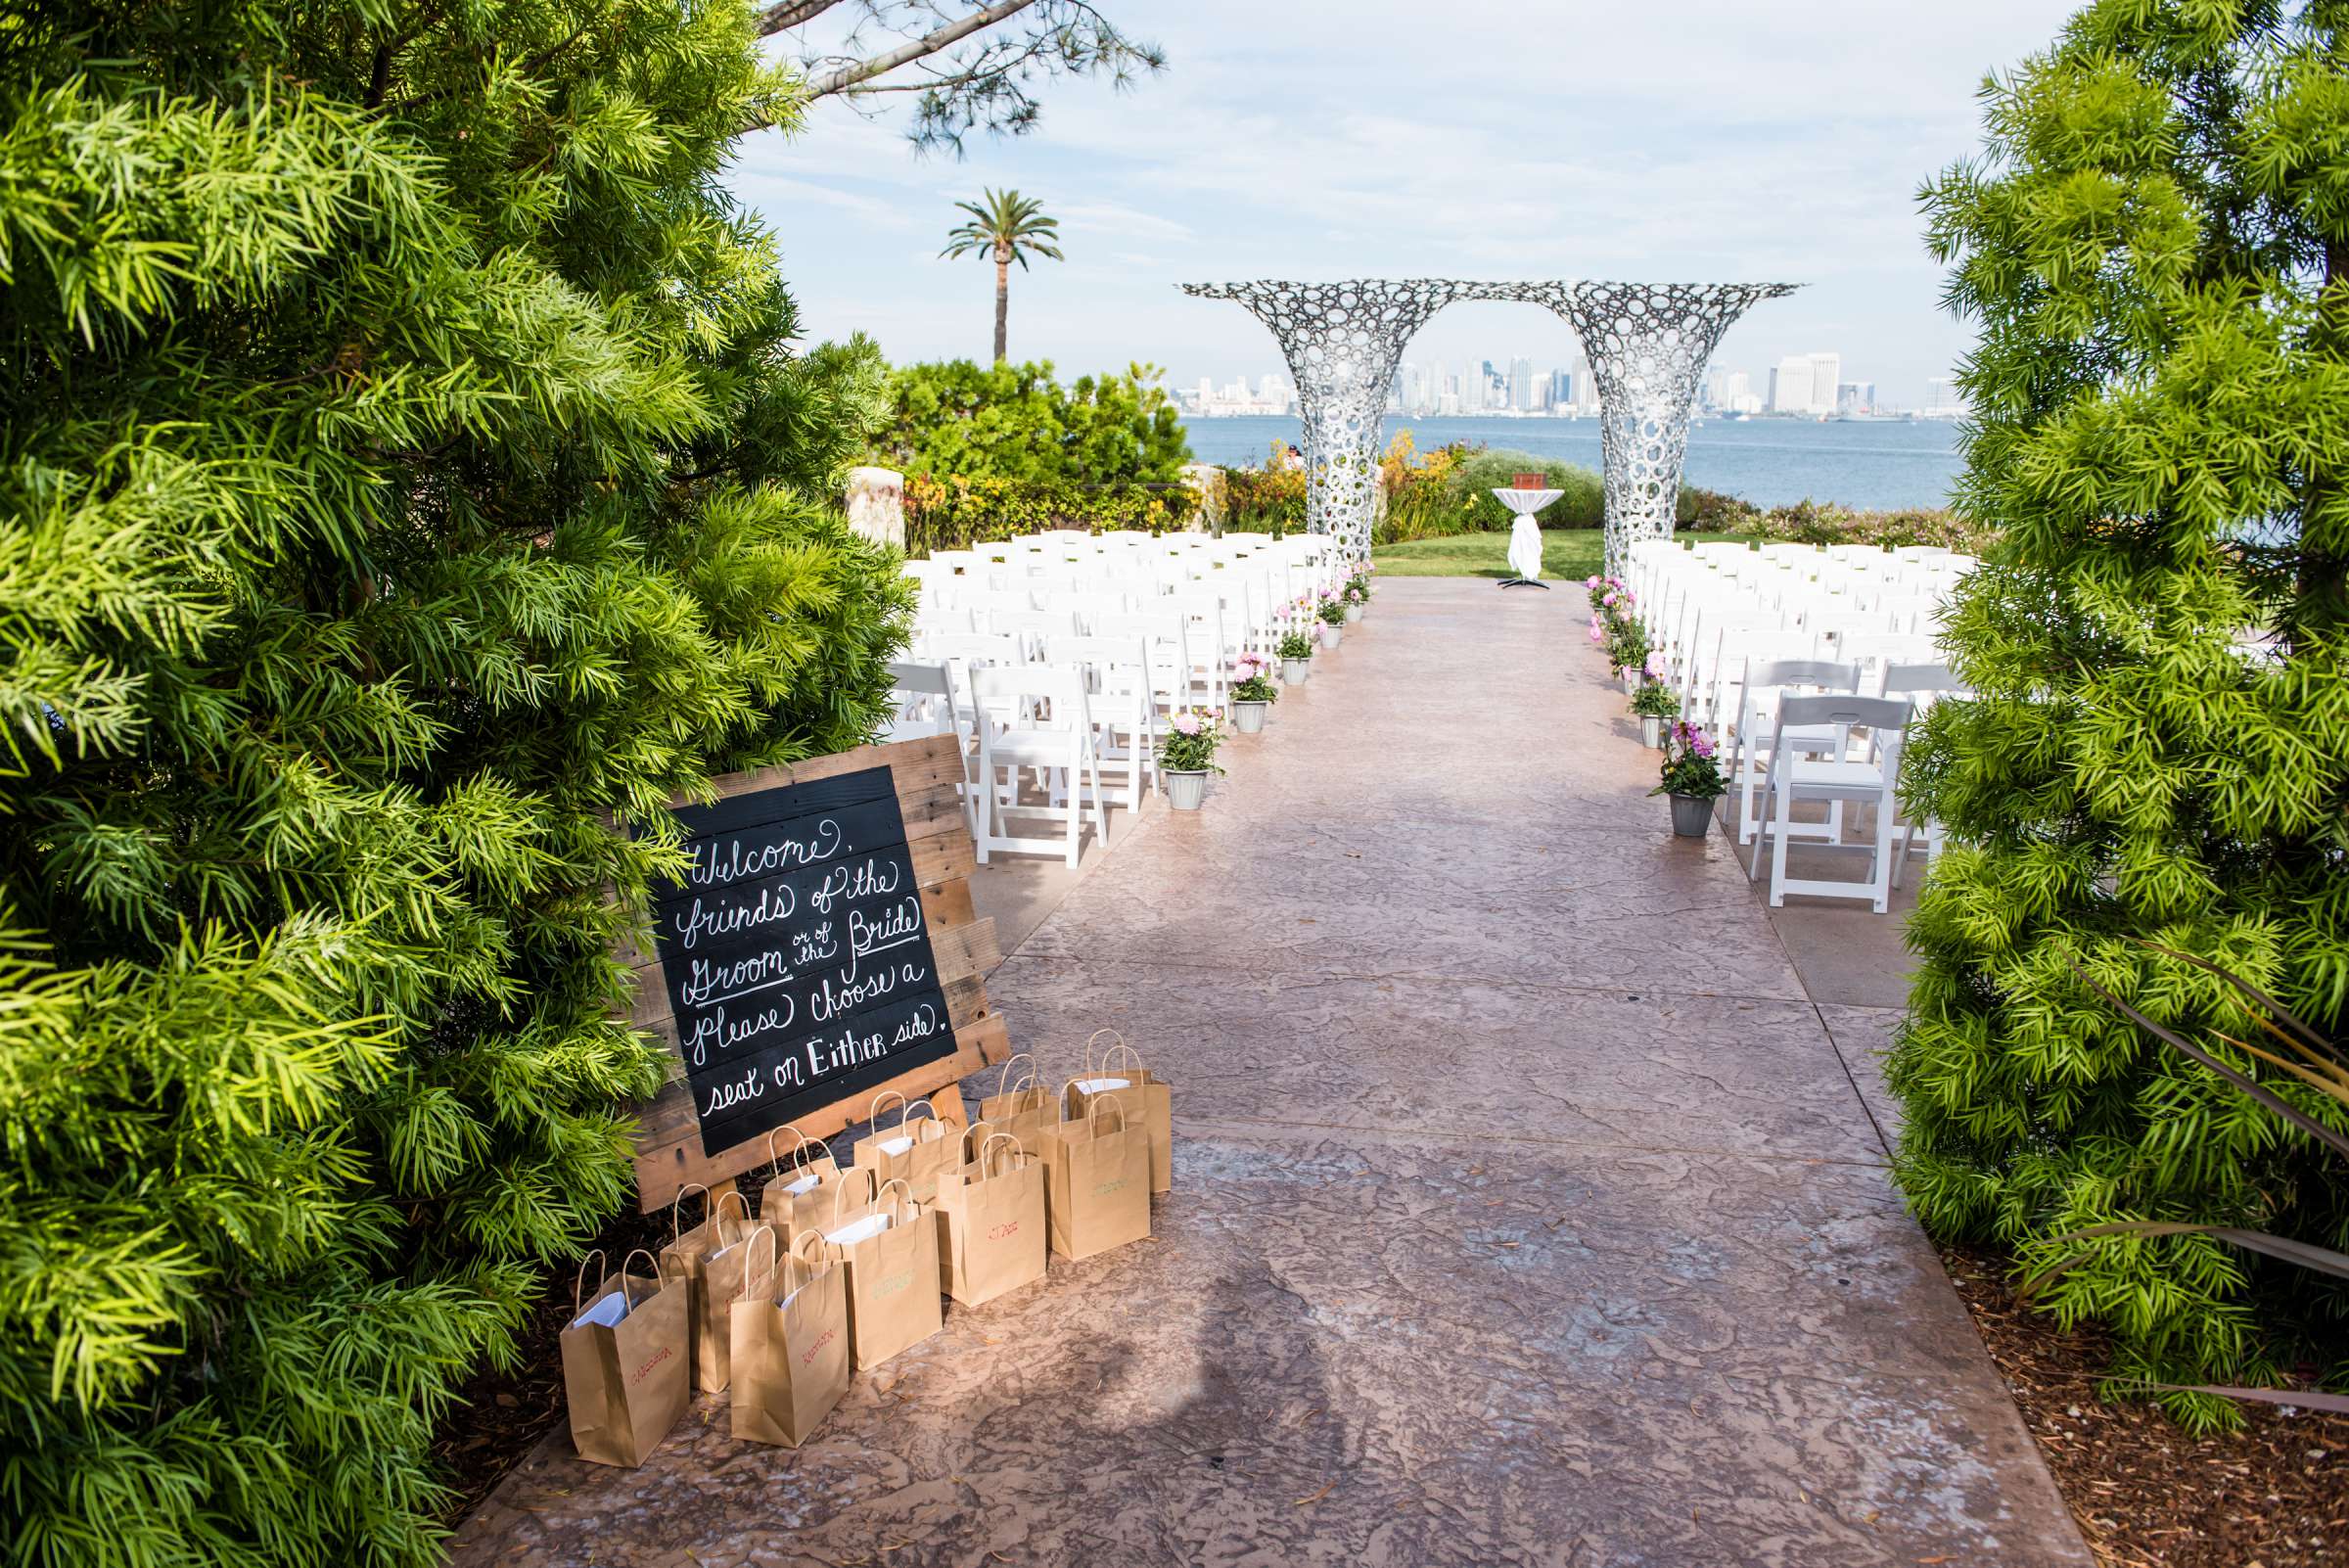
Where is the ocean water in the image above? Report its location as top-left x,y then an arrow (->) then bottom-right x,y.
1180,414 -> 1966,512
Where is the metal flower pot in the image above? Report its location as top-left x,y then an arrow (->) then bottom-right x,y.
1641,715 -> 1663,748
1669,793 -> 1714,838
1320,623 -> 1343,651
1343,604 -> 1363,623
1166,770 -> 1209,810
1282,657 -> 1312,683
1231,701 -> 1267,734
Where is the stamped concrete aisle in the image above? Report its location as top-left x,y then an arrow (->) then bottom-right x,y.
452,578 -> 2089,1568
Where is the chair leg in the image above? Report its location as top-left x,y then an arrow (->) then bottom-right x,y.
1768,787 -> 1794,908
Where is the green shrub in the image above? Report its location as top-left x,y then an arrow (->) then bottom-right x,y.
874,359 -> 1192,484
902,474 -> 1201,554
0,0 -> 908,1562
1441,449 -> 1607,530
1746,499 -> 1998,553
1889,0 -> 2349,1430
1222,451 -> 1308,531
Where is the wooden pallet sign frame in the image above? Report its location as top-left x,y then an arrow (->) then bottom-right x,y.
621,733 -> 1010,1212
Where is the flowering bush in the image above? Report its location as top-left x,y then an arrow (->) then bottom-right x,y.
1160,709 -> 1224,774
1631,682 -> 1681,718
1343,575 -> 1370,606
1231,654 -> 1279,704
1276,629 -> 1315,662
1315,590 -> 1348,626
1650,722 -> 1727,800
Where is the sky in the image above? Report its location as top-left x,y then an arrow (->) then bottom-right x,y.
728,0 -> 2084,410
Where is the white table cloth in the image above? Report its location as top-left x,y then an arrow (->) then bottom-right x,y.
1493,488 -> 1561,581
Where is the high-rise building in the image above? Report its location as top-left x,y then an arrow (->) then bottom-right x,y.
1808,352 -> 1842,413
1509,356 -> 1533,412
1550,368 -> 1575,409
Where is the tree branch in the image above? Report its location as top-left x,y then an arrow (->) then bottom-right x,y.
804,0 -> 1037,99
756,0 -> 850,36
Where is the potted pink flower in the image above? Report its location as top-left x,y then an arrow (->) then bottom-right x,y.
1228,654 -> 1277,733
1315,590 -> 1347,650
1650,721 -> 1726,837
1160,709 -> 1224,809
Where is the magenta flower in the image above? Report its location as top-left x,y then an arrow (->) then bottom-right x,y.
1585,575 -> 1601,588
1603,592 -> 1619,607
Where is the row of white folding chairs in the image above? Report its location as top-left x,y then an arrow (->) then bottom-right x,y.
914,596 -> 1248,709
886,646 -> 1168,869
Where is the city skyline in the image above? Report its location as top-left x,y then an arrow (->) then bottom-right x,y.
1176,349 -> 1960,421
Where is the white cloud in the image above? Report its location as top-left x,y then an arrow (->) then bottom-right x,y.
728,0 -> 2076,401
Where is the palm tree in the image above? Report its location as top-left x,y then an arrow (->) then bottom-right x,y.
940,188 -> 1064,363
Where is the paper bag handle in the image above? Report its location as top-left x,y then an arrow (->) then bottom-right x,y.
764,1124 -> 820,1174
715,1187 -> 752,1246
1084,1027 -> 1128,1077
993,1052 -> 1036,1097
868,1088 -> 908,1128
874,1176 -> 914,1222
828,1166 -> 880,1223
740,1225 -> 779,1304
620,1247 -> 670,1307
668,1181 -> 710,1248
789,1228 -> 827,1268
1084,1090 -> 1129,1133
979,1132 -> 1025,1176
1098,1040 -> 1147,1079
572,1249 -> 608,1316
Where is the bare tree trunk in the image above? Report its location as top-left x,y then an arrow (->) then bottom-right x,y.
992,248 -> 1010,363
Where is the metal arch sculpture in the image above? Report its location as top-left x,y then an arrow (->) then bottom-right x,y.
1178,279 -> 1471,561
1506,281 -> 1798,574
1181,277 -> 1799,576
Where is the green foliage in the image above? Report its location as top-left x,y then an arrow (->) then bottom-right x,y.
1889,0 -> 2349,1429
1650,721 -> 1726,799
875,359 -> 1191,485
1742,498 -> 2000,552
1631,682 -> 1681,718
1441,449 -> 1607,530
901,474 -> 1200,556
0,0 -> 909,1561
1223,450 -> 1308,530
1275,630 -> 1314,662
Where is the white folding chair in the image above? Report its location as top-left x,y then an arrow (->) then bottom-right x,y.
969,665 -> 1110,869
1727,658 -> 1862,845
1043,633 -> 1159,812
1747,695 -> 1915,913
884,661 -> 977,836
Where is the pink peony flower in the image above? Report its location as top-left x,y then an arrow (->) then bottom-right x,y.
1585,575 -> 1601,588
1172,712 -> 1202,736
1603,592 -> 1619,607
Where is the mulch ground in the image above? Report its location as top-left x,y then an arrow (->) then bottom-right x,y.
430,1225 -> 2349,1562
1941,1244 -> 2349,1566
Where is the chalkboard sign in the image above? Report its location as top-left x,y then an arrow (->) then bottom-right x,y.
621,734 -> 1010,1210
648,764 -> 959,1155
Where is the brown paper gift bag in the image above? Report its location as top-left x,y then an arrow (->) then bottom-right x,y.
1064,1030 -> 1174,1195
933,1132 -> 1047,1308
758,1127 -> 853,1247
560,1248 -> 691,1468
1038,1092 -> 1152,1262
728,1226 -> 851,1449
851,1091 -> 959,1202
658,1183 -> 756,1394
818,1176 -> 944,1370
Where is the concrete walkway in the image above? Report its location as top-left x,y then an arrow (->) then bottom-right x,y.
453,578 -> 2089,1568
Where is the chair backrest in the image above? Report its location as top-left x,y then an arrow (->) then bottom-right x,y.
1776,694 -> 1913,735
972,663 -> 1089,727
883,660 -> 963,743
1880,661 -> 1968,705
1747,659 -> 1860,693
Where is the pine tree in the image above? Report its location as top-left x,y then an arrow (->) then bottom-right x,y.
1893,0 -> 2349,1427
0,0 -> 910,1558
